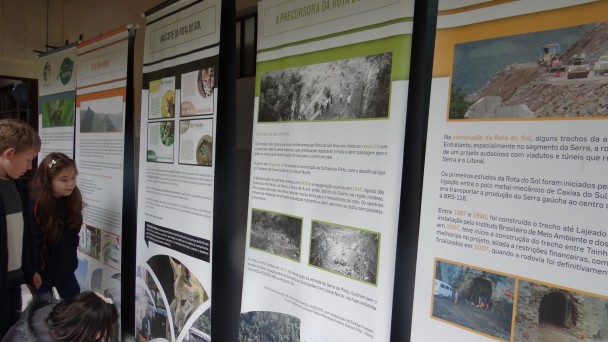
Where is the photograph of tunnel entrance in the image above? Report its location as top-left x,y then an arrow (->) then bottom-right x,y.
515,280 -> 608,342
431,259 -> 515,341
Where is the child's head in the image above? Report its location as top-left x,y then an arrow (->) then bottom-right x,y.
47,291 -> 119,342
30,152 -> 83,242
36,152 -> 78,198
0,119 -> 41,180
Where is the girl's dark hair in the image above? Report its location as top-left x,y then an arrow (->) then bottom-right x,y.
30,152 -> 83,244
47,291 -> 118,342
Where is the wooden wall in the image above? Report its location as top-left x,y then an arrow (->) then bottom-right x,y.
0,0 -> 258,79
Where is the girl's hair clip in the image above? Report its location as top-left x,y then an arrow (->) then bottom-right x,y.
93,291 -> 113,304
48,160 -> 57,169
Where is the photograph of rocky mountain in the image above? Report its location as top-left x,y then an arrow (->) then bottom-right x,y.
309,221 -> 379,285
258,52 -> 392,122
80,105 -> 124,132
515,280 -> 608,342
432,260 -> 515,341
450,21 -> 608,119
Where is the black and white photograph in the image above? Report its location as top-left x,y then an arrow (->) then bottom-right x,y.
450,21 -> 608,120
309,220 -> 379,285
249,209 -> 302,261
239,311 -> 300,342
432,259 -> 515,341
258,52 -> 392,122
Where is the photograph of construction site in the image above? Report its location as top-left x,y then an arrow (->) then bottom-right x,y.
431,259 -> 515,341
450,21 -> 608,120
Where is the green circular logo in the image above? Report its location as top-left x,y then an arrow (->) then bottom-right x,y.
58,58 -> 74,85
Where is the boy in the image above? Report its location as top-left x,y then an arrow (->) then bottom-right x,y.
0,119 -> 40,338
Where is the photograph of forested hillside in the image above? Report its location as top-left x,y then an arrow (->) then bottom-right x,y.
259,52 -> 392,122
239,311 -> 300,342
249,209 -> 302,261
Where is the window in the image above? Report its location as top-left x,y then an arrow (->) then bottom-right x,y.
236,13 -> 257,78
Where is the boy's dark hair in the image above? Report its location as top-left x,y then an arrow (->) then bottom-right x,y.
30,152 -> 83,244
0,118 -> 41,153
47,291 -> 118,342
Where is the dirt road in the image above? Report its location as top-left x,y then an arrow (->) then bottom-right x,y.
432,296 -> 511,341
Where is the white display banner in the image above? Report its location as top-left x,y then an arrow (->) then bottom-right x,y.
411,1 -> 608,341
135,1 -> 220,341
73,26 -> 130,324
38,46 -> 77,159
239,0 -> 414,341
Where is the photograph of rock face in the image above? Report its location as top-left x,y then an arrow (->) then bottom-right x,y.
309,220 -> 379,285
515,280 -> 608,342
249,209 -> 302,261
258,52 -> 392,122
431,260 -> 515,341
450,21 -> 608,120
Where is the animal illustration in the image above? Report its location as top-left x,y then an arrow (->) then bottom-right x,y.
199,67 -> 214,98
160,122 -> 174,146
196,136 -> 212,166
165,93 -> 175,117
50,99 -> 64,126
169,257 -> 208,336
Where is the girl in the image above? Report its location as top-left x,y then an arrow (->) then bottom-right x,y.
2,291 -> 118,342
28,152 -> 83,299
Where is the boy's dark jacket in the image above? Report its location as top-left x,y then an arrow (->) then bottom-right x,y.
0,180 -> 33,335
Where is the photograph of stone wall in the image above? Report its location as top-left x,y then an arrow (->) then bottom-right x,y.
515,280 -> 608,341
